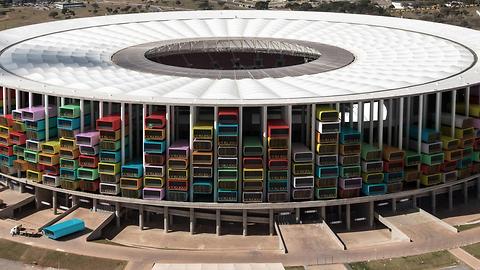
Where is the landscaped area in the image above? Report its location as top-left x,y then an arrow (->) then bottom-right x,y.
349,250 -> 462,270
0,238 -> 127,270
462,242 -> 480,259
455,222 -> 480,232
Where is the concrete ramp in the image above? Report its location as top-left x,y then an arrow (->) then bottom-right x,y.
54,207 -> 114,241
0,189 -> 34,218
278,223 -> 345,254
382,209 -> 457,242
337,229 -> 396,250
11,208 -> 63,231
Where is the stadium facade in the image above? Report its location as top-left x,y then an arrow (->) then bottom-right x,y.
0,10 -> 479,235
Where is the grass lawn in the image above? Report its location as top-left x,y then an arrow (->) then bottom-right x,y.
0,238 -> 127,270
462,242 -> 480,259
349,250 -> 461,270
455,222 -> 480,232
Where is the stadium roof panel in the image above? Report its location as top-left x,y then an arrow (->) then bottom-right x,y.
0,10 -> 478,105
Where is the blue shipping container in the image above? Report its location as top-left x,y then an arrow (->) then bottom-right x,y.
43,218 -> 85,239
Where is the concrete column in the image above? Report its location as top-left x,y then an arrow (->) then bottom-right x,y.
320,206 -> 326,220
337,205 -> 342,219
92,198 -> 97,212
164,206 -> 169,233
115,202 -> 121,228
242,209 -> 247,236
71,195 -> 79,207
139,205 -> 144,231
269,209 -> 274,236
346,204 -> 351,231
216,210 -> 221,236
19,183 -> 24,193
392,198 -> 397,213
464,181 -> 469,204
431,190 -> 436,214
120,103 -> 126,165
34,187 -> 40,209
368,201 -> 374,228
52,191 -> 57,215
146,212 -> 151,223
449,186 -> 453,210
412,195 -> 417,209
295,208 -> 300,224
189,208 -> 195,235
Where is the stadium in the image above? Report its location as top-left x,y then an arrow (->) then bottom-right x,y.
0,10 -> 479,236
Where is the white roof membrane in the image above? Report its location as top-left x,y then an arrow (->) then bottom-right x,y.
0,11 -> 477,105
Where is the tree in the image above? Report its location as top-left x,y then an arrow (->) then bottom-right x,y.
48,10 -> 59,18
255,0 -> 269,9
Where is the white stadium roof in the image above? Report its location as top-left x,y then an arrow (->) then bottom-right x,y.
0,10 -> 478,105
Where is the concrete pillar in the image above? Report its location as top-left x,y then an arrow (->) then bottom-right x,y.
34,187 -> 40,209
346,204 -> 351,231
337,205 -> 342,219
52,191 -> 57,215
431,190 -> 436,214
449,186 -> 453,210
392,198 -> 397,213
412,195 -> 417,209
295,208 -> 300,223
368,201 -> 374,228
189,208 -> 195,235
19,183 -> 24,193
92,198 -> 97,212
269,209 -> 274,236
146,212 -> 151,223
216,210 -> 221,236
242,209 -> 247,236
463,181 -> 469,204
139,205 -> 144,231
115,202 -> 121,228
71,195 -> 78,207
164,206 -> 169,233
320,206 -> 326,220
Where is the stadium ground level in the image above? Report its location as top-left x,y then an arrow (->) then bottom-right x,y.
2,175 -> 480,267
1,173 -> 479,236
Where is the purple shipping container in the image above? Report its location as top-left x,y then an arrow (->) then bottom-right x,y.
76,131 -> 100,147
22,106 -> 57,121
338,177 -> 362,190
168,140 -> 190,159
143,187 -> 165,200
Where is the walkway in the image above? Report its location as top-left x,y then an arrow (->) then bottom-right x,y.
3,213 -> 480,267
449,248 -> 480,270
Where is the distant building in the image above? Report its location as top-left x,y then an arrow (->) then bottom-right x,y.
55,2 -> 85,9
